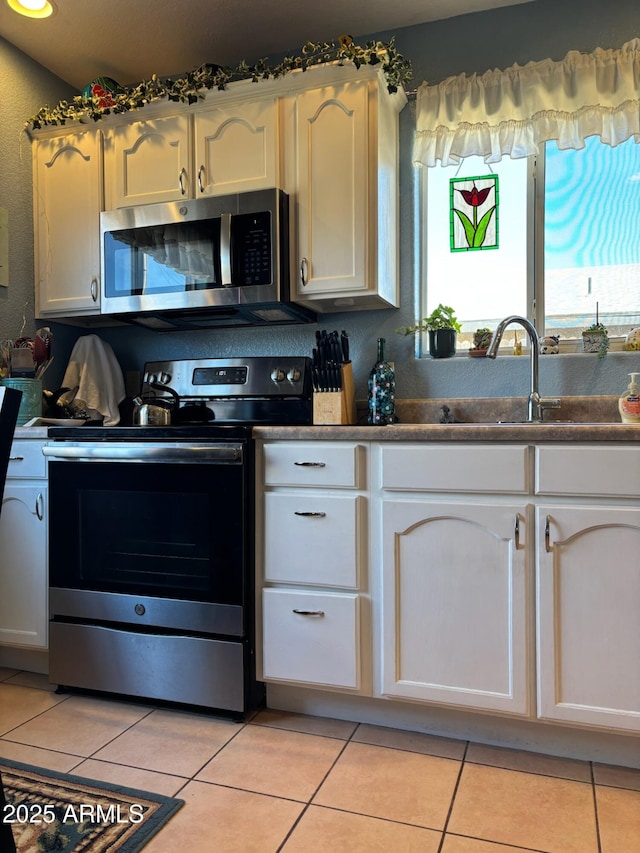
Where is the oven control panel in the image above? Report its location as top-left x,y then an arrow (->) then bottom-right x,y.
141,356 -> 311,400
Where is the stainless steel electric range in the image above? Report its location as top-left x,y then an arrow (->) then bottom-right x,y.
43,356 -> 312,718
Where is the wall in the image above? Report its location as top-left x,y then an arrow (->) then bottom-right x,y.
3,0 -> 640,408
0,37 -> 72,345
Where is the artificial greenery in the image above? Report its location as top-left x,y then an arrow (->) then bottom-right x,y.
25,36 -> 412,131
397,304 -> 463,336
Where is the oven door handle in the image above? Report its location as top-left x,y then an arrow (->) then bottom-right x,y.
42,443 -> 243,463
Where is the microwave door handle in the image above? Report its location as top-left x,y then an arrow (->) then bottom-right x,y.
220,213 -> 232,286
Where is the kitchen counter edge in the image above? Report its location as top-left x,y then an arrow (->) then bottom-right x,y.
253,423 -> 640,442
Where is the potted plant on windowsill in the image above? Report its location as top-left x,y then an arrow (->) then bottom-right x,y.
582,306 -> 609,358
469,327 -> 493,358
397,304 -> 462,359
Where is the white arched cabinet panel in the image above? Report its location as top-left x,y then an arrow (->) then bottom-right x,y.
537,505 -> 640,733
381,499 -> 531,715
106,114 -> 191,206
0,484 -> 48,648
34,130 -> 102,315
295,84 -> 367,296
194,99 -> 280,196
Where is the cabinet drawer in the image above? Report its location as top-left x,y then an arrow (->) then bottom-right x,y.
263,442 -> 365,488
7,441 -> 46,479
264,493 -> 363,587
381,444 -> 528,493
262,589 -> 359,689
536,445 -> 640,497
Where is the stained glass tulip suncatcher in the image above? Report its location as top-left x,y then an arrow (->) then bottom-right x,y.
450,174 -> 499,252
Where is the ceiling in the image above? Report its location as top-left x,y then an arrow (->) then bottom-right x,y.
1,0 -> 532,91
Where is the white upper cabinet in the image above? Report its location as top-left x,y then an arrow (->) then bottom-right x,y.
285,71 -> 405,312
105,114 -> 191,207
34,129 -> 103,316
194,98 -> 280,197
32,64 -> 405,318
104,98 -> 280,208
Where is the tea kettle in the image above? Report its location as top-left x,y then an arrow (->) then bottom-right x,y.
132,384 -> 179,426
132,396 -> 172,425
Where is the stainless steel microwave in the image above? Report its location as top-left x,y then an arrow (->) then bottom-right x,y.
100,188 -> 315,329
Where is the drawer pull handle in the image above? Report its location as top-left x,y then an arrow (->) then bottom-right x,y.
9,456 -> 24,462
35,492 -> 44,521
292,609 -> 325,617
545,515 -> 553,552
514,514 -> 524,549
293,461 -> 326,467
294,511 -> 326,518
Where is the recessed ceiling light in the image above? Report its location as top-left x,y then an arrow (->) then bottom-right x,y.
7,0 -> 56,18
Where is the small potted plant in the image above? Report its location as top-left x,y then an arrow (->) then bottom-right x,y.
582,306 -> 609,358
469,327 -> 493,357
397,304 -> 462,359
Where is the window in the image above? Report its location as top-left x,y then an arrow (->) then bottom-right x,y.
419,136 -> 640,352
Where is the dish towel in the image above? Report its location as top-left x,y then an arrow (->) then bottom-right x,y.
62,335 -> 126,426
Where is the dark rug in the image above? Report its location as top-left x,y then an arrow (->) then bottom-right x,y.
0,757 -> 184,852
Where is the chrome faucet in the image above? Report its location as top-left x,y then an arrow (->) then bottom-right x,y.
486,316 -> 561,423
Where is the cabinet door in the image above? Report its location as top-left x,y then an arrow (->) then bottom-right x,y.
537,505 -> 640,732
35,131 -> 102,315
294,81 -> 369,296
106,114 -> 191,206
194,99 -> 279,196
381,499 -> 530,715
0,484 -> 47,648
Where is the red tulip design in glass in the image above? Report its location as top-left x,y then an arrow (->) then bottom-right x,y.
450,175 -> 499,252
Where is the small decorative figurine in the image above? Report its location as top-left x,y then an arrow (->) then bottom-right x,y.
539,335 -> 560,354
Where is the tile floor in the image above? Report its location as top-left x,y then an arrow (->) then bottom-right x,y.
1,667 -> 639,852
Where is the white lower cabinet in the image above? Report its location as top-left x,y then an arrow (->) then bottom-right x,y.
258,440 -> 368,693
258,439 -> 640,736
380,498 -> 530,715
536,503 -> 640,733
0,440 -> 48,649
535,444 -> 640,733
262,589 -> 360,689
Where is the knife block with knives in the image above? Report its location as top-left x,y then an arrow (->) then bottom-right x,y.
311,330 -> 356,425
313,362 -> 356,425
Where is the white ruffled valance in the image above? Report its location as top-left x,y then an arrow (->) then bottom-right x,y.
413,39 -> 640,166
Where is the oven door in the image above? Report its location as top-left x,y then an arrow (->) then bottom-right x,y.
47,449 -> 250,635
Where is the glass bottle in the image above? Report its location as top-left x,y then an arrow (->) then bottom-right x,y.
367,338 -> 397,425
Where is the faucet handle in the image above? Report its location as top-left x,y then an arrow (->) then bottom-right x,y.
539,397 -> 562,411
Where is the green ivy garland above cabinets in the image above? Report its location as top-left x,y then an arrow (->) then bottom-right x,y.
25,36 -> 413,132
